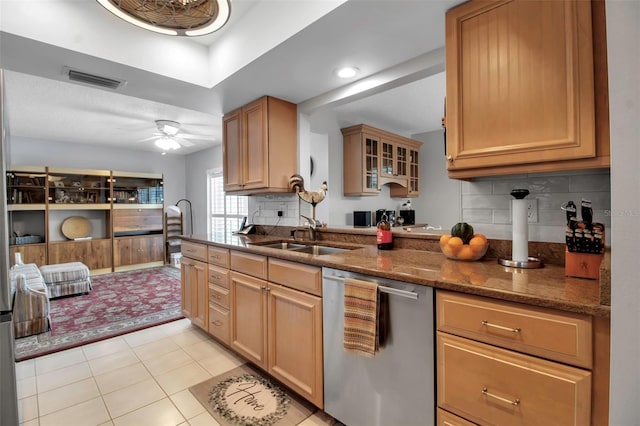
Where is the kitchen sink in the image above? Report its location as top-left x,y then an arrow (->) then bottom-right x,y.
257,242 -> 308,250
251,240 -> 353,255
291,245 -> 350,255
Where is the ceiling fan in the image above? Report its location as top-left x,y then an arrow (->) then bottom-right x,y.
143,120 -> 203,151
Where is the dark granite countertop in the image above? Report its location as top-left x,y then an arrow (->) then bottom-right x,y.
180,233 -> 610,318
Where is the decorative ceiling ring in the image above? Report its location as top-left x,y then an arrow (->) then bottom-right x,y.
96,0 -> 231,36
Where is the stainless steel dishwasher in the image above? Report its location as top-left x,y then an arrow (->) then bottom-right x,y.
322,267 -> 435,426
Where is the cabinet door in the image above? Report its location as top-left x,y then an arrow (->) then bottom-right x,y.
445,0 -> 596,175
181,257 -> 194,319
380,138 -> 396,177
181,256 -> 208,330
242,97 -> 269,190
48,239 -> 112,271
10,244 -> 47,267
223,109 -> 243,192
267,283 -> 323,408
230,271 -> 268,369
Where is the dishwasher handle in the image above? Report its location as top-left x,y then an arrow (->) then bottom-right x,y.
323,274 -> 419,300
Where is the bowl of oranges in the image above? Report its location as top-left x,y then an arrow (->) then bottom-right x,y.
439,222 -> 488,261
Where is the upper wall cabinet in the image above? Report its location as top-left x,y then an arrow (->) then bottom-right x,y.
444,0 -> 610,179
342,124 -> 422,197
223,96 -> 298,195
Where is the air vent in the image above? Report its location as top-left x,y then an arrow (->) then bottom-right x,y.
64,68 -> 126,90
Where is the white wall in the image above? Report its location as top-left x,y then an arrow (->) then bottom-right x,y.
607,0 -> 639,423
184,145 -> 222,235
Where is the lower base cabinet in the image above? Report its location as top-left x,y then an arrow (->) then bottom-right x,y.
48,239 -> 112,273
181,255 -> 208,330
114,235 -> 164,270
10,244 -> 46,267
436,290 -> 608,426
228,252 -> 324,409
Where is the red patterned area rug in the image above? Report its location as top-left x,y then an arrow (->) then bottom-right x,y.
14,266 -> 183,361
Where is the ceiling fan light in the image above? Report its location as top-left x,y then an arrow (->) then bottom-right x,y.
96,0 -> 231,37
155,137 -> 181,151
156,120 -> 181,136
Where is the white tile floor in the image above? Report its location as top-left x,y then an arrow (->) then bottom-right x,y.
15,319 -> 335,426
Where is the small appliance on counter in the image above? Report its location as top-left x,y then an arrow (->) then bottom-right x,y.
353,211 -> 372,227
398,209 -> 415,225
375,209 -> 395,226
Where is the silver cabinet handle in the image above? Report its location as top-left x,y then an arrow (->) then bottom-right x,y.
324,274 -> 418,300
481,320 -> 521,333
482,387 -> 520,406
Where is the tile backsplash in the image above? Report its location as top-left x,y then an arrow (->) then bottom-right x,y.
249,194 -> 308,228
461,169 -> 611,243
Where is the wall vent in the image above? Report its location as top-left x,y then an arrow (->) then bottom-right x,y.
64,67 -> 126,90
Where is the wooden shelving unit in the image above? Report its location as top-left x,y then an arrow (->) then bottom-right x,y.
6,166 -> 165,273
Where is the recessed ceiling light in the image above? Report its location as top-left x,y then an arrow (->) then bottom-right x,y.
335,67 -> 359,79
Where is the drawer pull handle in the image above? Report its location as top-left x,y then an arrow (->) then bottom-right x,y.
481,320 -> 521,333
212,320 -> 223,326
482,387 -> 520,407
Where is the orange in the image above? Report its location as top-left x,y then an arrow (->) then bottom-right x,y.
457,245 -> 475,260
446,236 -> 464,254
439,234 -> 452,246
472,233 -> 488,243
469,236 -> 488,255
441,244 -> 457,258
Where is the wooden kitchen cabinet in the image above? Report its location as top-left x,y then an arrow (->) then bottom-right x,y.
222,96 -> 298,195
267,282 -> 323,408
229,252 -> 324,408
181,250 -> 208,330
230,270 -> 268,368
444,0 -> 609,179
436,290 -> 609,426
342,124 -> 422,197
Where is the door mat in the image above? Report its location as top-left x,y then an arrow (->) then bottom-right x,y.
189,364 -> 317,426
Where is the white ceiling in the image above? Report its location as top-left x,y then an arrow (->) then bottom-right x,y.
1,0 -> 459,155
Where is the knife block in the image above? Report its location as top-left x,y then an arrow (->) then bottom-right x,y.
565,248 -> 603,280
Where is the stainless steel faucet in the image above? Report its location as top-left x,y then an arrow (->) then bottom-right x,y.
300,214 -> 319,241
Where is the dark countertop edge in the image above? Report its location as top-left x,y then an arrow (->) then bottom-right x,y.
179,235 -> 610,318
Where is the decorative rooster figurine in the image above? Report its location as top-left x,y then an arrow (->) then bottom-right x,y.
288,174 -> 328,220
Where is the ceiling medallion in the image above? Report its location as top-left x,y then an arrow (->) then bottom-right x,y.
96,0 -> 231,36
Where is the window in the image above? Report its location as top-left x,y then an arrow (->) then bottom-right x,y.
208,170 -> 248,240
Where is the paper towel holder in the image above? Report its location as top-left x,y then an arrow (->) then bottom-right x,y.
498,189 -> 543,269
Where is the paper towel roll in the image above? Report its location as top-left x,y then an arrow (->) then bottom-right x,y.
512,199 -> 529,262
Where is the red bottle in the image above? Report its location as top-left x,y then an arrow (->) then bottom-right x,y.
376,213 -> 393,250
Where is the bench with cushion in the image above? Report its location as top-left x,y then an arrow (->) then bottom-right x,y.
39,262 -> 92,299
10,263 -> 51,338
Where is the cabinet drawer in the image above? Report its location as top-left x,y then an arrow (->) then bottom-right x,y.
208,265 -> 229,289
268,258 -> 322,296
437,332 -> 591,426
230,250 -> 267,280
209,303 -> 230,346
208,246 -> 230,268
437,408 -> 476,426
209,284 -> 230,309
436,290 -> 592,368
181,241 -> 207,262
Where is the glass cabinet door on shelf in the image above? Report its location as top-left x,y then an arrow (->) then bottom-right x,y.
364,135 -> 379,191
48,170 -> 110,205
111,175 -> 163,205
396,145 -> 408,178
6,171 -> 47,206
381,139 -> 395,177
408,149 -> 419,194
